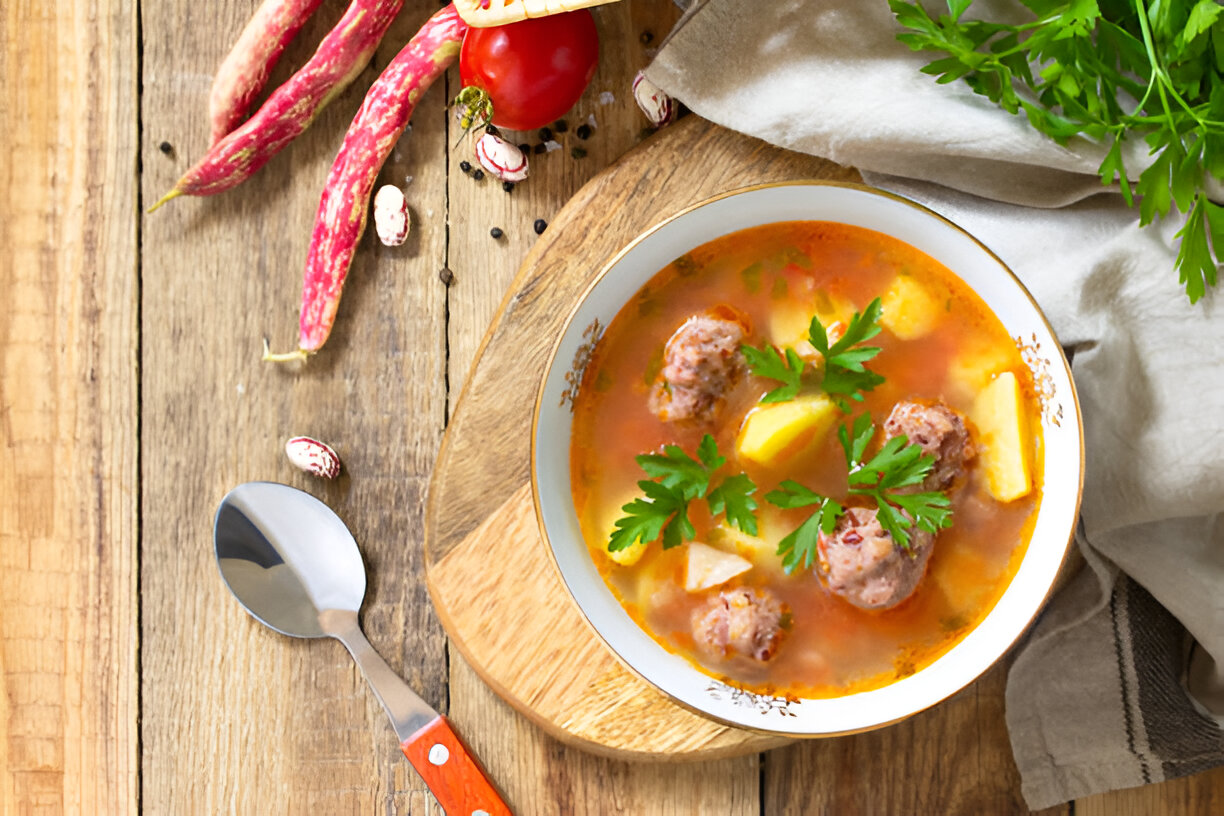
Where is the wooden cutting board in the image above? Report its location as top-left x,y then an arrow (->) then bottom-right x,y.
423,115 -> 860,759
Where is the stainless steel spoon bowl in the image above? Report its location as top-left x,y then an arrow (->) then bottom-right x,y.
214,482 -> 510,815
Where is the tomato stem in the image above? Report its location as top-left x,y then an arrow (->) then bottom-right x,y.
453,85 -> 494,137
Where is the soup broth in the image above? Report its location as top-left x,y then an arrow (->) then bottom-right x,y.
569,221 -> 1043,697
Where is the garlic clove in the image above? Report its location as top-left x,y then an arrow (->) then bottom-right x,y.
633,71 -> 677,128
373,185 -> 409,247
475,132 -> 529,183
285,436 -> 342,479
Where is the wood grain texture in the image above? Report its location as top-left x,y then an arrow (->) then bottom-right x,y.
140,2 -> 450,812
1076,768 -> 1224,816
0,1 -> 139,813
448,655 -> 761,816
762,663 -> 1069,816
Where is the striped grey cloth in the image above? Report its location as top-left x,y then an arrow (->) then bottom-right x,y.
648,0 -> 1224,809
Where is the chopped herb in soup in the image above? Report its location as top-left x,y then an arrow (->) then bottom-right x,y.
569,221 -> 1043,698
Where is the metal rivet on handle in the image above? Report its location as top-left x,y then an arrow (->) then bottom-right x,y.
428,744 -> 449,765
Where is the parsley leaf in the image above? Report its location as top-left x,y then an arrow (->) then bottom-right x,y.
742,297 -> 886,409
637,437 -> 724,499
764,480 -> 842,574
809,298 -> 885,409
842,415 -> 954,550
707,473 -> 760,535
609,435 -> 759,553
740,344 -> 806,403
608,481 -> 689,553
890,0 -> 1224,303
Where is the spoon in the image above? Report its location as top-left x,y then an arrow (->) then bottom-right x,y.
213,481 -> 511,816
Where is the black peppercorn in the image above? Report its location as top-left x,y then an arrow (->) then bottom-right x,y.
640,30 -> 654,45
575,124 -> 592,140
533,143 -> 546,154
534,219 -> 548,235
490,227 -> 504,239
502,181 -> 515,192
518,142 -> 530,153
438,267 -> 454,285
472,169 -> 485,181
485,124 -> 500,137
459,160 -> 472,174
570,147 -> 587,159
553,119 -> 568,133
158,141 -> 173,154
538,127 -> 553,141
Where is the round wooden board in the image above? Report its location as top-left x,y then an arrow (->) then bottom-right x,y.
424,116 -> 860,760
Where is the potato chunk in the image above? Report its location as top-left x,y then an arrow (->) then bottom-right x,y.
766,293 -> 853,363
685,541 -> 753,592
767,300 -> 815,349
880,274 -> 941,340
737,394 -> 838,465
606,537 -> 648,567
597,490 -> 649,566
948,344 -> 1017,397
707,523 -> 772,560
971,371 -> 1033,502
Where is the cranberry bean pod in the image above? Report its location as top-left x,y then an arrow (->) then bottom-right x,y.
151,0 -> 404,209
209,0 -> 325,145
267,4 -> 467,360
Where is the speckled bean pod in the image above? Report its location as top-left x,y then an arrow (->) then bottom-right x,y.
208,0 -> 324,145
153,0 -> 404,207
295,4 -> 467,356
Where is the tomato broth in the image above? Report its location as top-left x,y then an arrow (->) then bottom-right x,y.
569,221 -> 1043,698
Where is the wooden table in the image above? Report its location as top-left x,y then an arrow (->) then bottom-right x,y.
3,1 -> 1222,813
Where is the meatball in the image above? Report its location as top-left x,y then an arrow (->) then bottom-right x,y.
649,313 -> 747,423
883,401 -> 973,491
692,587 -> 787,662
816,506 -> 933,610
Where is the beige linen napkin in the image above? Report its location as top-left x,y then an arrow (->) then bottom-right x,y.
646,0 -> 1224,809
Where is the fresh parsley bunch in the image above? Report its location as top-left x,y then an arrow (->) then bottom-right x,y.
891,0 -> 1224,302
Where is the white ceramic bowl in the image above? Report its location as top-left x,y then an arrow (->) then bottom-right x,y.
532,182 -> 1083,736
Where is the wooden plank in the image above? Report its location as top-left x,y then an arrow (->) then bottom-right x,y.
0,0 -> 139,813
1077,768 -> 1224,816
762,662 -> 1069,815
439,1 -> 764,810
139,1 -> 450,811
449,655 -> 761,815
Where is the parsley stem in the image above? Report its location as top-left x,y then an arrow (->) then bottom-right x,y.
1132,0 -> 1202,127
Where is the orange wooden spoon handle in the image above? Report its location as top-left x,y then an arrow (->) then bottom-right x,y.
401,715 -> 512,815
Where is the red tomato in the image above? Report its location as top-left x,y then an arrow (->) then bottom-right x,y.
459,10 -> 600,132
